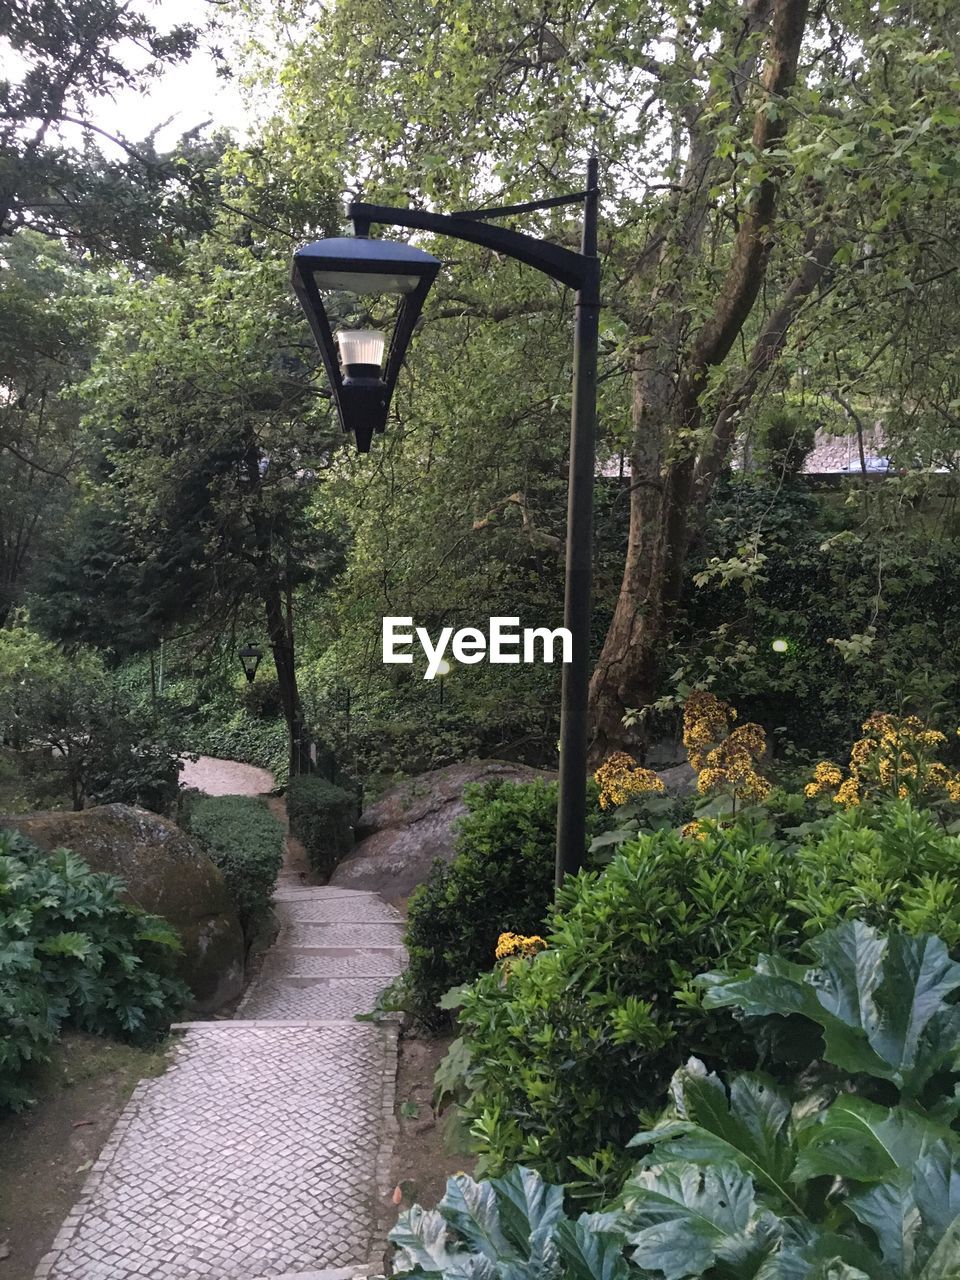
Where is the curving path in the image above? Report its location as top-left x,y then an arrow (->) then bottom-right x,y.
35,765 -> 404,1280
178,755 -> 276,797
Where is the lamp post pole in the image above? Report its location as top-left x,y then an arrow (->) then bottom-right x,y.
294,159 -> 601,887
555,156 -> 600,886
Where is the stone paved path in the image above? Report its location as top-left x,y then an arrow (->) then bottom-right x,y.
35,787 -> 405,1280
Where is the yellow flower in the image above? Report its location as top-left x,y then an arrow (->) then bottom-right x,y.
681,820 -> 708,842
594,752 -> 665,809
495,932 -> 546,961
835,776 -> 861,808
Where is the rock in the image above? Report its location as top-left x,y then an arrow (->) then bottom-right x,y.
657,761 -> 698,797
333,759 -> 555,898
3,804 -> 244,1013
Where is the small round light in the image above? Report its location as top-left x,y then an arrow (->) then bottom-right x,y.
436,659 -> 452,678
771,638 -> 789,654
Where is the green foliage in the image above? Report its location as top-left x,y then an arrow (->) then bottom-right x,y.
0,829 -> 188,1110
184,796 -> 284,939
390,1165 -> 627,1280
447,825 -> 804,1189
700,918 -> 960,1108
404,781 -> 611,1029
286,775 -> 355,881
0,625 -> 182,812
444,800 -> 960,1196
189,709 -> 289,783
396,923 -> 960,1280
791,801 -> 960,951
676,476 -> 960,757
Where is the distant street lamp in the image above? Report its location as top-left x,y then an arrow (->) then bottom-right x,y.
238,642 -> 264,684
436,657 -> 452,707
292,160 -> 600,887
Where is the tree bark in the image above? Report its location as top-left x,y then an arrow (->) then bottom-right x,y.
588,0 -> 811,762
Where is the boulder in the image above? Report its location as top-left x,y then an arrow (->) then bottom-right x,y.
3,804 -> 244,1013
332,759 -> 555,898
657,761 -> 698,797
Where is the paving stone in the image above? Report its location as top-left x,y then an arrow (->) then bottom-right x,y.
266,949 -> 406,980
284,923 -> 405,948
237,978 -> 391,1020
37,852 -> 404,1280
277,898 -> 403,924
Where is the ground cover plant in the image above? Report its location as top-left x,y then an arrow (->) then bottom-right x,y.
393,921 -> 960,1279
184,796 -> 284,940
0,829 -> 188,1110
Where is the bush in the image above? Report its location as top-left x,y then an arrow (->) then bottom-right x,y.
189,709 -> 289,782
445,797 -> 960,1195
792,798 -> 960,947
404,780 -> 613,1028
394,925 -> 960,1280
185,796 -> 284,938
0,829 -> 189,1110
286,775 -> 355,881
448,823 -> 804,1190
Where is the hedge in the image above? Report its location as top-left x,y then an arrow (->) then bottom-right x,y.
286,776 -> 355,881
185,796 -> 284,938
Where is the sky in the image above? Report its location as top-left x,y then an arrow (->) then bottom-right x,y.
92,0 -> 254,149
1,0 -> 258,154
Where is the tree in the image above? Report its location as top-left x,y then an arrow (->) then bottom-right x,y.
241,0 -> 960,756
0,0 -> 212,262
50,184 -> 346,775
0,624 -> 181,811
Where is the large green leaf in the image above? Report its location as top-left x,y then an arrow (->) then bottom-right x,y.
553,1217 -> 632,1280
629,1059 -> 805,1215
846,1177 -> 922,1275
917,1214 -> 960,1280
621,1161 -> 780,1280
439,1174 -> 514,1262
793,1098 -> 955,1184
488,1166 -> 565,1263
754,1220 -> 879,1280
390,1204 -> 496,1278
701,921 -> 960,1098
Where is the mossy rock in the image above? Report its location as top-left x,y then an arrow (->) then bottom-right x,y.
2,804 -> 244,1013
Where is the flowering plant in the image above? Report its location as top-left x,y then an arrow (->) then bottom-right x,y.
806,712 -> 960,810
682,690 -> 770,818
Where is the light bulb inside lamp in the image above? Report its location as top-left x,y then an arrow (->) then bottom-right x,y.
336,329 -> 386,380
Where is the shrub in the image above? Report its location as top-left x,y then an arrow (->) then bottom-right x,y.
189,709 -> 289,782
404,780 -> 613,1028
447,824 -> 804,1190
185,796 -> 284,938
792,798 -> 960,948
396,922 -> 960,1279
0,829 -> 188,1110
444,797 -> 960,1195
286,775 -> 355,881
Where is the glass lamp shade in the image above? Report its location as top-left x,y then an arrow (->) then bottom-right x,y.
336,329 -> 386,375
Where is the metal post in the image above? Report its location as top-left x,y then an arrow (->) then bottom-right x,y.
555,156 -> 600,888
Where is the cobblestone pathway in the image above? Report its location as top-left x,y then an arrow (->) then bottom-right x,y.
35,790 -> 405,1280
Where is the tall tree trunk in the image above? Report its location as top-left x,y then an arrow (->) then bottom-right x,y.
263,581 -> 306,778
588,0 -> 811,762
244,443 -> 307,778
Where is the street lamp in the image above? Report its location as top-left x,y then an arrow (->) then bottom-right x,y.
291,161 -> 600,886
436,658 -> 452,707
238,642 -> 263,684
291,237 -> 441,452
